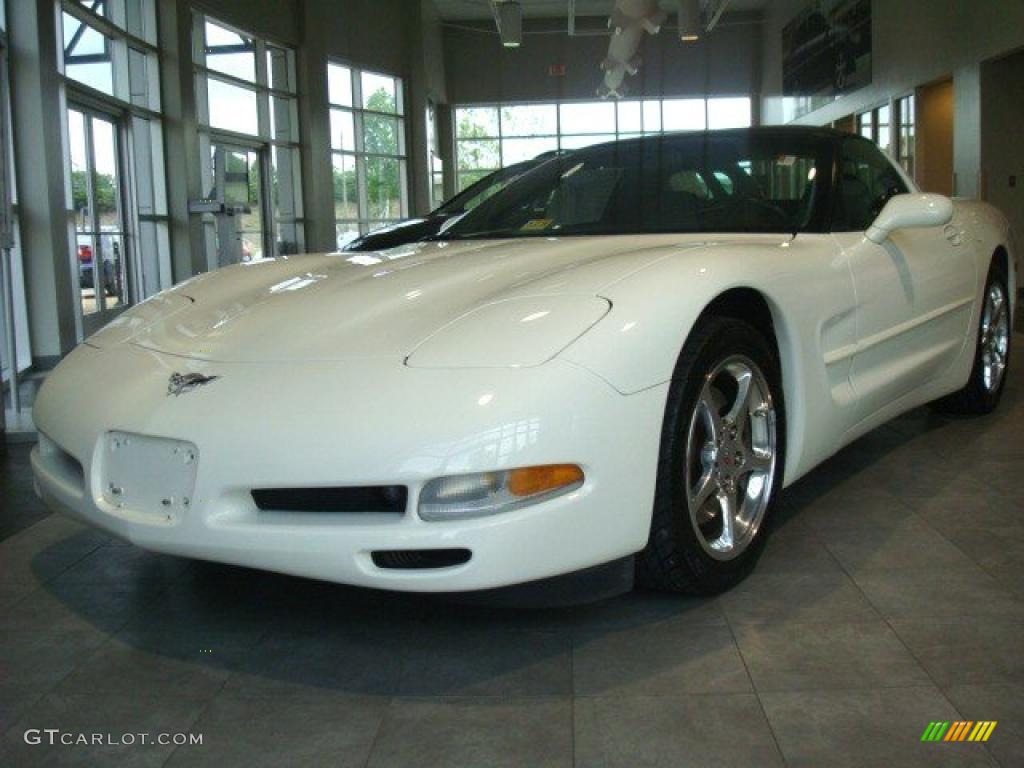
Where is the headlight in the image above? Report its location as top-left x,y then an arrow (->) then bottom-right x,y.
418,464 -> 584,521
406,296 -> 610,368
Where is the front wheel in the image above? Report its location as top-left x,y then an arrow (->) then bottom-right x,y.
637,317 -> 785,594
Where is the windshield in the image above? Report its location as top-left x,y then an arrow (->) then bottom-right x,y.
439,132 -> 831,239
434,164 -> 532,216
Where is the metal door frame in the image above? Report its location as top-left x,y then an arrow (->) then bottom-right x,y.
0,28 -> 17,421
207,133 -> 272,266
68,101 -> 132,338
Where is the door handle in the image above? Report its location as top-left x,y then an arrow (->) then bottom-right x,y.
943,225 -> 963,247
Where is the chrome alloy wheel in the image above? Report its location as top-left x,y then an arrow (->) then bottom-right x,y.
685,355 -> 777,560
980,281 -> 1010,393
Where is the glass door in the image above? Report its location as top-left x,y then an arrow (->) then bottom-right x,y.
67,106 -> 129,332
207,142 -> 267,266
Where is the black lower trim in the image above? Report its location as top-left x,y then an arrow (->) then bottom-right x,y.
371,548 -> 472,570
252,486 -> 407,514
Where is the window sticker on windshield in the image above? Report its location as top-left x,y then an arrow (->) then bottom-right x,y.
520,219 -> 553,231
777,155 -> 797,166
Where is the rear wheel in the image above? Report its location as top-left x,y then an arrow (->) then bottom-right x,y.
933,261 -> 1011,415
637,317 -> 785,594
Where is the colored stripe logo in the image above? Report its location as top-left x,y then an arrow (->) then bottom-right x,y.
921,721 -> 997,742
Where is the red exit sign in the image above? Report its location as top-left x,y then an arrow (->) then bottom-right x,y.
547,64 -> 566,77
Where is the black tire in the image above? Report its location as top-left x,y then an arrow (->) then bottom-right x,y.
932,259 -> 1011,416
637,316 -> 786,595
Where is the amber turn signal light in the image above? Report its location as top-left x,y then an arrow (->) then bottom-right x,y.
508,464 -> 584,497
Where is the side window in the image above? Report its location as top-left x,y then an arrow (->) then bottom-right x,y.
833,138 -> 907,232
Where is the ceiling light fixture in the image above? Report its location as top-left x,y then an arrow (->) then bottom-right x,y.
678,0 -> 701,42
494,1 -> 522,48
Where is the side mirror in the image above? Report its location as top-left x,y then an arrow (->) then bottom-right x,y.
866,193 -> 953,243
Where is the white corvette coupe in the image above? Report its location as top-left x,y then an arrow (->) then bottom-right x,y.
33,127 -> 1017,596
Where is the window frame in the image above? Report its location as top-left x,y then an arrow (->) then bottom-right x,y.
327,59 -> 408,246
191,11 -> 305,259
895,93 -> 916,179
58,0 -> 170,337
453,96 -> 753,191
855,102 -> 896,157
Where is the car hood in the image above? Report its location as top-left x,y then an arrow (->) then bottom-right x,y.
107,235 -> 774,363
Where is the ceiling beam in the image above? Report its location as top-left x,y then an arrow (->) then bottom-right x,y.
705,0 -> 732,33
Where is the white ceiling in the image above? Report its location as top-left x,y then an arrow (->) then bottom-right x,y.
433,0 -> 768,22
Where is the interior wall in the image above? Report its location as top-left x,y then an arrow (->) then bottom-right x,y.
760,0 -> 962,127
760,0 -> 1024,200
191,0 -> 301,47
981,48 -> 1024,249
443,13 -> 762,104
915,79 -> 953,196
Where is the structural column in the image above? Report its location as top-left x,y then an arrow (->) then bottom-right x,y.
9,0 -> 78,362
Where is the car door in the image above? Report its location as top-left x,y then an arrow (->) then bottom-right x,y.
832,137 -> 975,423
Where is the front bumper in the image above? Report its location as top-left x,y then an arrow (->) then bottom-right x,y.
32,343 -> 667,591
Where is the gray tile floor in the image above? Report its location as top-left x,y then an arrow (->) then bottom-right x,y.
2,340 -> 1023,767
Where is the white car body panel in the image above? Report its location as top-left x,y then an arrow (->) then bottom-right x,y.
33,344 -> 666,590
31,143 -> 1017,592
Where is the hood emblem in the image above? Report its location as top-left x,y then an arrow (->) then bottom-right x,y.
167,372 -> 219,397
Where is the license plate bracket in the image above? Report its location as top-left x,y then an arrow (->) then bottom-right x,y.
101,431 -> 199,523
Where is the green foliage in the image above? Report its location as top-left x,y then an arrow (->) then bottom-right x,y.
455,113 -> 496,172
331,87 -> 402,221
364,88 -> 400,217
71,170 -> 117,215
457,113 -> 490,140
223,151 -> 258,205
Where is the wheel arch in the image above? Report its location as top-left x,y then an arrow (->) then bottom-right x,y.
993,245 -> 1009,276
992,245 -> 1015,318
692,286 -> 805,484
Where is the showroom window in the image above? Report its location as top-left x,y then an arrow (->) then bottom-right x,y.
193,13 -> 304,265
857,103 -> 892,155
896,94 -> 915,177
454,97 -> 751,191
328,61 -> 407,248
58,0 -> 170,338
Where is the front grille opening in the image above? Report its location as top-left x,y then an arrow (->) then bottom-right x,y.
252,486 -> 407,514
371,548 -> 472,570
